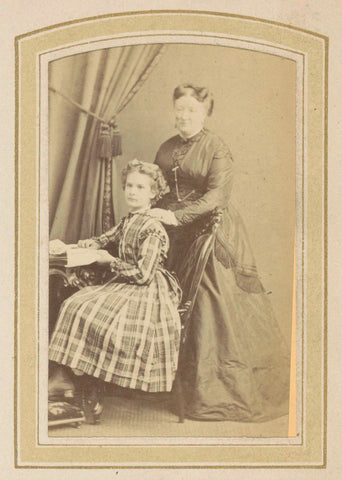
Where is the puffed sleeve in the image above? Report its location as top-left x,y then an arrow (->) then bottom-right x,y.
173,143 -> 234,225
109,229 -> 167,285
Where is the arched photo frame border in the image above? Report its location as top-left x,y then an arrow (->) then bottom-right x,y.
15,10 -> 327,468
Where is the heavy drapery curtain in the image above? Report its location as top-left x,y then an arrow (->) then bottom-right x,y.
49,44 -> 164,243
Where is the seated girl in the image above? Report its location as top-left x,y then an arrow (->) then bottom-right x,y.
48,160 -> 182,423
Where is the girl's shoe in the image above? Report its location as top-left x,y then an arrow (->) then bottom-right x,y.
83,385 -> 104,425
72,373 -> 104,425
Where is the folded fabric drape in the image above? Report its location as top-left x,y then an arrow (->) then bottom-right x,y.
49,44 -> 165,242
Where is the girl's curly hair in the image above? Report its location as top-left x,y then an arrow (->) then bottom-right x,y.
121,159 -> 169,206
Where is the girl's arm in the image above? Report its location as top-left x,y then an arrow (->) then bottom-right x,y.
110,231 -> 165,285
78,219 -> 124,249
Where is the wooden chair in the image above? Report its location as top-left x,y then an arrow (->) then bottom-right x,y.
49,208 -> 223,424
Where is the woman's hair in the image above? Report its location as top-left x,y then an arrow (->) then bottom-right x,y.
121,159 -> 169,206
173,83 -> 214,116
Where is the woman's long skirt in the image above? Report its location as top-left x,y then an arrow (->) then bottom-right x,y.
179,250 -> 291,422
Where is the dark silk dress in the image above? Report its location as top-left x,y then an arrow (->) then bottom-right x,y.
155,128 -> 291,422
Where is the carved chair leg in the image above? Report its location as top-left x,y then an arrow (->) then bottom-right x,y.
173,374 -> 185,423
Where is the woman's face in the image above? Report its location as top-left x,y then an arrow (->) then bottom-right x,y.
174,95 -> 207,138
125,171 -> 155,211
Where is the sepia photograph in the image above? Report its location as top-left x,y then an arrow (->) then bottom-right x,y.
46,41 -> 296,439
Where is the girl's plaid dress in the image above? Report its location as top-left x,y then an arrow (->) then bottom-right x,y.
49,213 -> 182,392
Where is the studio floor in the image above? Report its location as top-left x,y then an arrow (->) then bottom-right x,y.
48,391 -> 289,439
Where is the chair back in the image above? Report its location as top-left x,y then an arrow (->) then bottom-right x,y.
178,208 -> 223,345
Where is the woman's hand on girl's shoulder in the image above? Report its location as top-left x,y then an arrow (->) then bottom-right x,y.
148,209 -> 178,225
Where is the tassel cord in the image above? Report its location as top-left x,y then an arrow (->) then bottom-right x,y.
49,85 -> 111,125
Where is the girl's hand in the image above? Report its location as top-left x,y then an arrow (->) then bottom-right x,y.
77,238 -> 100,249
95,250 -> 116,265
148,209 -> 178,225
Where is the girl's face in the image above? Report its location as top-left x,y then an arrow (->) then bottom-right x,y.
174,94 -> 207,138
124,171 -> 155,211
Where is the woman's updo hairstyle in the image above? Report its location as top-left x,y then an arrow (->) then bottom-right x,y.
121,159 -> 169,206
173,83 -> 214,116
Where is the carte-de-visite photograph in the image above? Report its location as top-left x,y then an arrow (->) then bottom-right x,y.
46,41 -> 296,439
15,11 -> 326,467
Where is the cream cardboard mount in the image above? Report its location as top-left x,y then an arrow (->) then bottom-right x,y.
14,10 -> 327,468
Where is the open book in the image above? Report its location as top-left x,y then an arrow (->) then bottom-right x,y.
49,239 -> 108,268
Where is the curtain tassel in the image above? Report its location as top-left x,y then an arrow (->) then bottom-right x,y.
109,117 -> 122,158
97,117 -> 122,159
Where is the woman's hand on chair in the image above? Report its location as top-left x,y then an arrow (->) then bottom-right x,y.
77,239 -> 100,249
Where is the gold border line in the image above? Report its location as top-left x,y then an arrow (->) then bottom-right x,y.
14,36 -> 19,470
37,50 -> 42,453
301,53 -> 306,452
38,31 -> 307,450
14,10 -> 329,42
323,36 -> 329,469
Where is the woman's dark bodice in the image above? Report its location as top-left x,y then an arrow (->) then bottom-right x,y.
154,128 -> 264,293
155,129 -> 233,223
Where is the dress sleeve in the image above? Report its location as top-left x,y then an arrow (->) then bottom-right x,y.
91,219 -> 124,248
109,230 -> 166,285
173,144 -> 234,225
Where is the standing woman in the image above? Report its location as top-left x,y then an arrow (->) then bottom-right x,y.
150,83 -> 291,422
